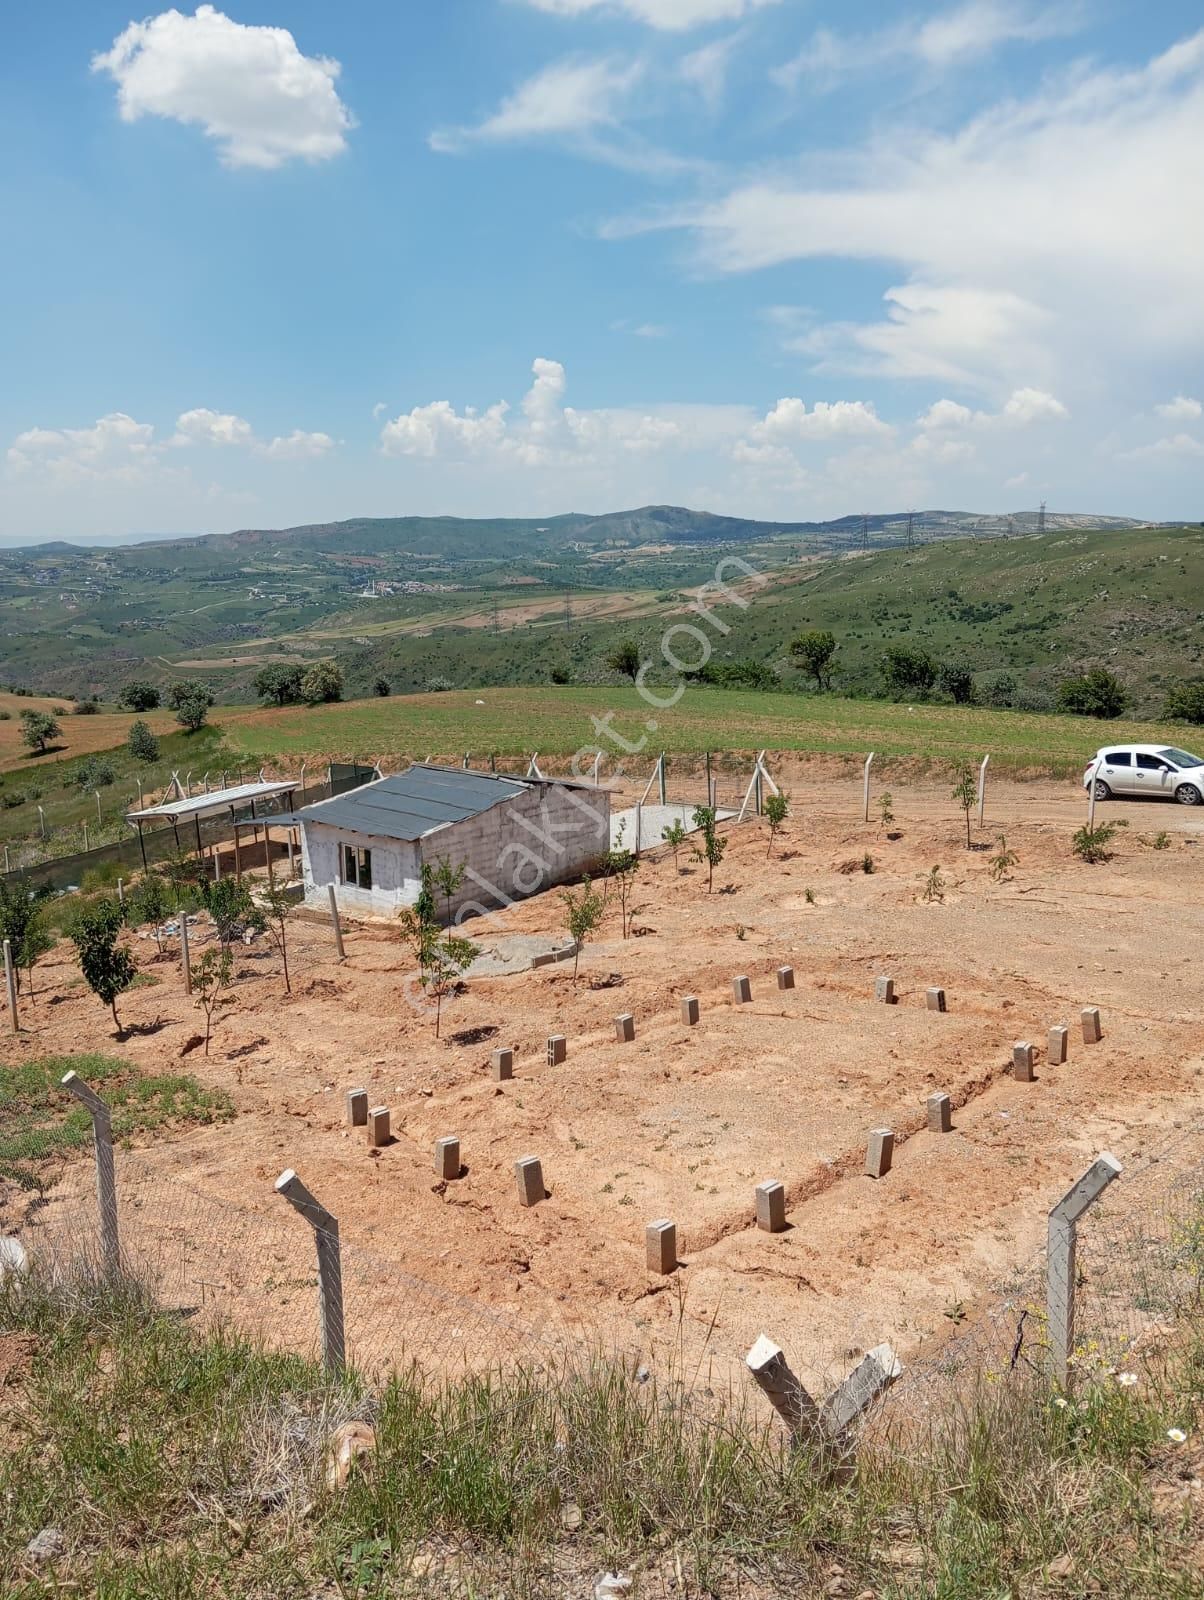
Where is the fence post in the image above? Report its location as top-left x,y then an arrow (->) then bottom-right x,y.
1047,1153 -> 1122,1387
658,752 -> 667,805
180,914 -> 193,996
977,754 -> 990,829
327,884 -> 346,959
3,938 -> 17,1034
275,1169 -> 346,1374
863,753 -> 874,823
61,1071 -> 120,1276
82,820 -> 89,852
1087,757 -> 1099,831
95,790 -> 102,825
3,845 -> 9,874
117,878 -> 124,910
38,805 -> 46,839
634,802 -> 642,858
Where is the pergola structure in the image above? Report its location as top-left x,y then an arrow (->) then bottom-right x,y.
124,778 -> 299,879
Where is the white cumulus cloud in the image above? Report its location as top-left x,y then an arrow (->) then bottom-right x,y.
1156,395 -> 1203,421
6,414 -> 159,481
258,430 -> 335,461
752,397 -> 892,442
430,56 -> 642,149
171,407 -> 255,448
91,5 -> 354,170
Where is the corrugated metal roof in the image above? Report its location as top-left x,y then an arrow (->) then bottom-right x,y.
295,764 -> 530,841
126,779 -> 298,826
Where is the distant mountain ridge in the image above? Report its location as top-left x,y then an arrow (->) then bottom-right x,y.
138,502 -> 1150,559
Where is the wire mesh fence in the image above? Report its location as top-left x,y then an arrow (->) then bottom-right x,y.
8,1081 -> 1204,1449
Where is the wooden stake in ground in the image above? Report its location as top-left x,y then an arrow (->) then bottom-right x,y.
862,753 -> 874,822
274,1169 -> 346,1374
61,1071 -> 120,1277
180,914 -> 192,997
327,883 -> 345,959
3,938 -> 18,1035
1047,1152 -> 1122,1388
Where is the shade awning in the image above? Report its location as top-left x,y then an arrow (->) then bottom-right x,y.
125,779 -> 298,827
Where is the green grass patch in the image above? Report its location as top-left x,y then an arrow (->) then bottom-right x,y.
1,1262 -> 1201,1597
0,1052 -> 234,1191
220,684 -> 1193,778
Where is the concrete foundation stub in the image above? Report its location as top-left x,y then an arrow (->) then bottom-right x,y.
755,1179 -> 787,1233
1082,1007 -> 1103,1045
866,1128 -> 895,1179
681,995 -> 700,1026
615,1013 -> 635,1043
547,1034 -> 567,1066
434,1136 -> 461,1181
732,975 -> 752,1004
346,1088 -> 368,1127
776,966 -> 796,991
875,976 -> 896,1005
1048,1025 -> 1069,1066
1012,1042 -> 1036,1082
927,1092 -> 952,1134
926,986 -> 947,1013
367,1106 -> 391,1148
515,1155 -> 545,1207
492,1047 -> 514,1081
646,1218 -> 677,1274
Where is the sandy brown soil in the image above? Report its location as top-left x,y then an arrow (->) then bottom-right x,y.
5,769 -> 1204,1392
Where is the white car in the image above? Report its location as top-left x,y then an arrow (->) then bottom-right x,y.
1083,744 -> 1204,806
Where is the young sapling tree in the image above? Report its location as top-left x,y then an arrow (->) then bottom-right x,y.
764,790 -> 789,856
661,818 -> 686,872
69,897 -> 136,1031
691,805 -> 728,891
952,764 -> 977,849
561,876 -> 605,980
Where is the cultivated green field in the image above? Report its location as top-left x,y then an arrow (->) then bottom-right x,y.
220,685 -> 1197,777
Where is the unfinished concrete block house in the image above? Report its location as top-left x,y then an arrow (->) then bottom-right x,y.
295,763 -> 610,921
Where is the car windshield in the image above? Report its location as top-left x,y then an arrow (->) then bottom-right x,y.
1158,748 -> 1204,769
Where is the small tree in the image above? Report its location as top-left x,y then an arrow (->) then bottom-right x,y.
881,646 -> 935,697
429,855 -> 467,926
253,665 -> 304,706
0,880 -> 52,995
20,710 -> 60,754
69,897 -> 135,1031
606,641 -> 641,683
204,877 -> 254,954
254,881 -> 294,993
602,827 -> 639,937
989,835 -> 1019,882
937,660 -> 975,705
922,865 -> 946,903
692,804 -> 728,892
661,818 -> 686,872
878,791 -> 895,832
118,681 -> 161,712
1058,669 -> 1127,719
398,909 -> 478,1038
300,659 -> 344,705
1164,681 -> 1204,724
127,720 -> 159,763
193,946 -> 232,1056
373,677 -> 391,698
561,876 -> 605,980
952,764 -> 977,849
789,629 -> 836,690
764,790 -> 789,856
130,871 -> 172,954
169,681 -> 214,732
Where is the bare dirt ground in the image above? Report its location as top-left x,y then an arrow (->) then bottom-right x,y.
5,766 -> 1204,1393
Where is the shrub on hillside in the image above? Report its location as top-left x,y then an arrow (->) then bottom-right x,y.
74,755 -> 116,790
300,659 -> 343,705
118,681 -> 161,712
127,720 -> 159,763
1058,668 -> 1127,719
1163,681 -> 1204,724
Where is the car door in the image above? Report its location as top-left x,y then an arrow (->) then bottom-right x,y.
1098,749 -> 1133,793
1134,752 -> 1175,798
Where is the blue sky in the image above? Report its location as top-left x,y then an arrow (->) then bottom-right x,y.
1,0 -> 1202,542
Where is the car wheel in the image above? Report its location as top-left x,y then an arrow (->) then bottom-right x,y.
1175,783 -> 1202,806
1093,779 -> 1112,800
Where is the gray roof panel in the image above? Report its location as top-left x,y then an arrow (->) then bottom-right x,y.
295,764 -> 530,840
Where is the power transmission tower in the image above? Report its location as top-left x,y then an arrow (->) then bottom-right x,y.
860,514 -> 869,553
1007,515 -> 1015,539
906,511 -> 915,550
564,591 -> 572,633
490,595 -> 500,635
1038,501 -> 1047,536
